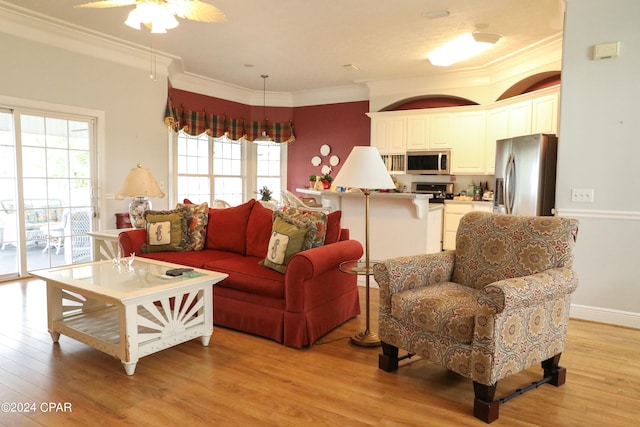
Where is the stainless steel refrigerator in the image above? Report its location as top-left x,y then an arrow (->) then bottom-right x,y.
493,133 -> 558,216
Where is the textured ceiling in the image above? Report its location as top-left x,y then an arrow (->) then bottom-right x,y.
0,0 -> 564,93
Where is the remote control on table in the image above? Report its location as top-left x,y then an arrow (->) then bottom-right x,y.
165,268 -> 194,277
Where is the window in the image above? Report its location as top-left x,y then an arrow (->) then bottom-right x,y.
256,141 -> 283,202
175,131 -> 285,207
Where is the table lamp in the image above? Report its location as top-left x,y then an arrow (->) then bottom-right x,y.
115,164 -> 165,229
333,146 -> 395,346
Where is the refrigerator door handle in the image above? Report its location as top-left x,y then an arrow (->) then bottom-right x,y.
505,154 -> 515,214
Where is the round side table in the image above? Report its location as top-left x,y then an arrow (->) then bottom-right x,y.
340,260 -> 380,347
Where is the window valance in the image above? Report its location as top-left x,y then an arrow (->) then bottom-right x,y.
164,97 -> 295,144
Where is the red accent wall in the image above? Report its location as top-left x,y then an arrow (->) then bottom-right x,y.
167,88 -> 370,191
289,101 -> 370,190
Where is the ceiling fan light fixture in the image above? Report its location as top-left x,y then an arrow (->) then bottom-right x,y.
428,32 -> 501,67
124,2 -> 179,33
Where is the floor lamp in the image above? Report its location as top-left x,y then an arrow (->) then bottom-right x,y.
333,146 -> 396,347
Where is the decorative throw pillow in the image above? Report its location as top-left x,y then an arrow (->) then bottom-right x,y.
177,201 -> 209,251
262,211 -> 317,273
141,208 -> 190,253
280,206 -> 328,248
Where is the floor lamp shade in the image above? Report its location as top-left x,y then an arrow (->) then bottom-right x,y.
332,146 -> 395,190
115,164 -> 165,229
333,146 -> 394,346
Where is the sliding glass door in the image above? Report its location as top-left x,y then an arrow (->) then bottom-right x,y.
0,109 -> 96,280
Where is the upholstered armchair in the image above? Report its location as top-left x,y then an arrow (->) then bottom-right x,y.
373,211 -> 579,423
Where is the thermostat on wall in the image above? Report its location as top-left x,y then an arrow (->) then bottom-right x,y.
593,42 -> 620,60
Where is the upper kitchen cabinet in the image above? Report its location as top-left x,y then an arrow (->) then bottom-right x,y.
368,113 -> 407,154
406,114 -> 430,150
429,113 -> 454,149
451,111 -> 486,174
532,91 -> 559,134
484,86 -> 559,174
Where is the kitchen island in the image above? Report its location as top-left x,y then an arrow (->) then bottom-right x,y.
296,189 -> 443,261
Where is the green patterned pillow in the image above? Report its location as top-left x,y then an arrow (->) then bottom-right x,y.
177,201 -> 209,251
263,211 -> 317,273
142,208 -> 190,253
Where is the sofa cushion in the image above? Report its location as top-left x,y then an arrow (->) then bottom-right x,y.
391,282 -> 478,344
280,206 -> 328,248
139,249 -> 239,269
246,201 -> 274,258
324,210 -> 342,244
205,255 -> 286,299
142,208 -> 190,253
263,211 -> 317,273
206,199 -> 255,255
178,201 -> 209,251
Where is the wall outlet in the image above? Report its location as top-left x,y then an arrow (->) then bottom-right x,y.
571,188 -> 594,203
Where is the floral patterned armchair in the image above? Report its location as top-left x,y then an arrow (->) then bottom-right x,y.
373,211 -> 579,423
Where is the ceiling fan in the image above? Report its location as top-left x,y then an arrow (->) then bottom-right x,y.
75,0 -> 227,33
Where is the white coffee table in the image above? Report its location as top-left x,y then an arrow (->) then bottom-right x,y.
30,258 -> 227,375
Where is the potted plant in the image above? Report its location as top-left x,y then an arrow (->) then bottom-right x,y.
258,186 -> 272,201
308,174 -> 316,189
321,173 -> 333,189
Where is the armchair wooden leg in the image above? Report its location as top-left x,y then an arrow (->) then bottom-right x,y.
542,353 -> 566,386
473,382 -> 500,424
378,342 -> 399,372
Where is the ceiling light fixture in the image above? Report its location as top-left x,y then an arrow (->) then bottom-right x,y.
125,2 -> 179,33
75,0 -> 227,34
428,31 -> 502,67
254,74 -> 274,143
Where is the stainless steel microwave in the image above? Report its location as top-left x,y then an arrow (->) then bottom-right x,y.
406,150 -> 451,175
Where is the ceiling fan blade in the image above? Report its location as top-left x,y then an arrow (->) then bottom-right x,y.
173,0 -> 227,23
74,0 -> 138,8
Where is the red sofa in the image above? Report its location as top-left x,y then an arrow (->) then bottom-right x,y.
118,199 -> 363,348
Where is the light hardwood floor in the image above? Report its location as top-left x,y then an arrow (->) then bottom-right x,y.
1,279 -> 638,426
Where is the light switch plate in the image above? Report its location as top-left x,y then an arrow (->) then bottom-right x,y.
571,188 -> 594,203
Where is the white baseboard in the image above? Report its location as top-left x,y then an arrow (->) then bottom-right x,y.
570,304 -> 640,329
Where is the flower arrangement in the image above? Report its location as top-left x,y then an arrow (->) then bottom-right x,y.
259,186 -> 272,201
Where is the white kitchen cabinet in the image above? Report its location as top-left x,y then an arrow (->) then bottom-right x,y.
426,205 -> 444,254
451,111 -> 486,175
443,202 -> 472,250
532,91 -> 559,134
370,115 -> 406,154
443,201 -> 493,250
429,114 -> 453,149
485,106 -> 509,174
506,99 -> 532,138
406,114 -> 430,150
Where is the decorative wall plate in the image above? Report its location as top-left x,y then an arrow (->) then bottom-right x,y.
329,155 -> 339,166
311,156 -> 321,166
320,144 -> 330,156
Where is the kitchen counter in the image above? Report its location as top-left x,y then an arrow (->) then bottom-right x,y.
296,188 -> 433,218
296,188 -> 442,260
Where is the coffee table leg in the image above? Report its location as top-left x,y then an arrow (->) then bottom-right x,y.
122,361 -> 137,376
49,331 -> 60,343
201,334 -> 212,346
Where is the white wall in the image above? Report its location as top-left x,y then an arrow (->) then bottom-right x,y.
555,0 -> 640,327
0,33 -> 170,228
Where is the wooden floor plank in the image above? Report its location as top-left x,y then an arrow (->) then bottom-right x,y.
0,278 -> 638,426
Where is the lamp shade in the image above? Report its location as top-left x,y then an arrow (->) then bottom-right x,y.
115,164 -> 166,199
332,146 -> 395,190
